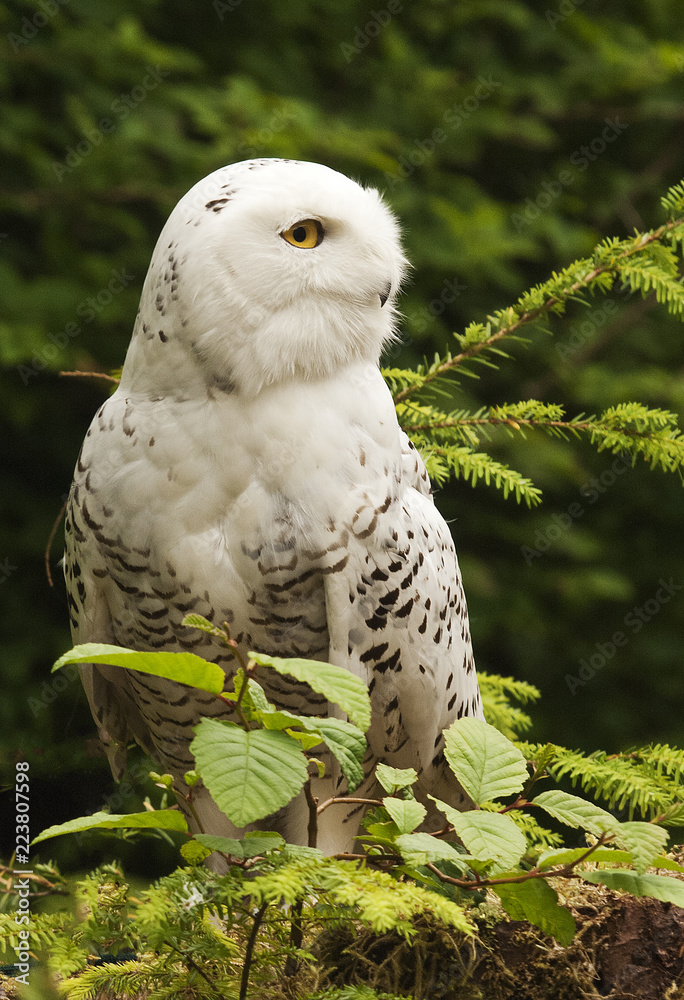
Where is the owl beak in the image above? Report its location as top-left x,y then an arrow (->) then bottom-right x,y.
379,282 -> 392,308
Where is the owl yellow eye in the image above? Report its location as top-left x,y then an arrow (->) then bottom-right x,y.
281,219 -> 324,249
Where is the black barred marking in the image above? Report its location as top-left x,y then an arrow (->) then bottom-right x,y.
446,672 -> 453,690
158,330 -> 168,342
92,568 -> 108,578
379,588 -> 399,606
384,695 -> 399,715
113,554 -> 148,573
80,498 -> 103,532
359,642 -> 389,662
365,613 -> 386,631
173,597 -> 200,613
395,599 -> 413,618
448,693 -> 457,711
433,627 -> 442,644
374,649 -> 400,674
418,614 -> 427,634
370,567 -> 388,581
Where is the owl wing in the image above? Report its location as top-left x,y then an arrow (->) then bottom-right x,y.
324,434 -> 483,807
64,454 -> 161,779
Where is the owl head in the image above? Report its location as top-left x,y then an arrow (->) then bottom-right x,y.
121,159 -> 408,397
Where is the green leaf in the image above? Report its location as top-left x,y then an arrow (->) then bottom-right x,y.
395,833 -> 472,867
32,809 -> 188,844
313,718 -> 367,792
430,798 -> 527,871
376,763 -> 419,793
443,717 -> 528,805
382,797 -> 427,835
492,878 -> 576,946
533,790 -> 619,836
193,832 -> 285,858
582,869 -> 684,907
52,643 -> 226,695
257,706 -> 366,791
191,719 -> 309,827
538,847 -> 633,870
615,822 -> 669,874
181,613 -> 228,641
250,652 -> 371,730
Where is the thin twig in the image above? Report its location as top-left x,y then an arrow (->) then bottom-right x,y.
425,832 -> 614,890
240,902 -> 269,1000
316,796 -> 383,815
44,498 -> 67,588
59,369 -> 120,382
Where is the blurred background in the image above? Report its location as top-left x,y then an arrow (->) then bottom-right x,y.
1,0 -> 683,871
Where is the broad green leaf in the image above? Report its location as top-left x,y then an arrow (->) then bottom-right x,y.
582,869 -> 684,907
376,763 -> 418,793
53,643 -> 226,695
32,809 -> 188,844
287,730 -> 325,751
250,652 -> 371,731
383,796 -> 427,835
191,719 -> 308,826
193,832 -> 285,858
533,790 -> 618,836
314,718 -> 367,792
429,798 -> 527,871
258,707 -> 366,791
651,855 -> 684,873
492,878 -> 576,946
614,822 -> 669,874
443,717 -> 528,805
395,833 -> 472,867
538,847 -> 633,870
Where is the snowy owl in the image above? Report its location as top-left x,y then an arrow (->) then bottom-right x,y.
65,158 -> 483,854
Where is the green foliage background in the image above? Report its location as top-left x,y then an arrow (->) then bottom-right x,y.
1,0 -> 683,859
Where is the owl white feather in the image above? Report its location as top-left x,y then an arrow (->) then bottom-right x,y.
65,158 -> 483,856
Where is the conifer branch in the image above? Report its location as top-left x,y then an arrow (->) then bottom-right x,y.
391,205 -> 684,405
